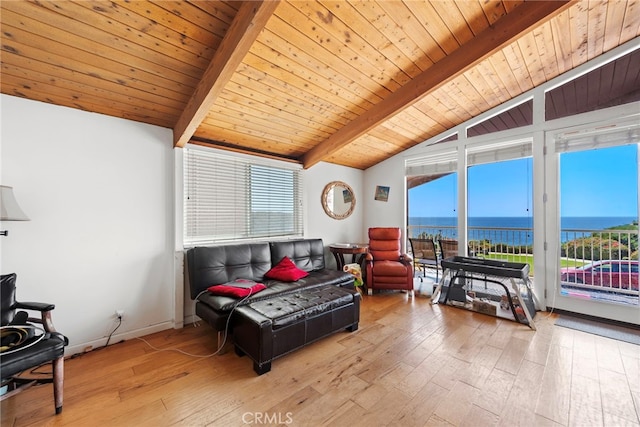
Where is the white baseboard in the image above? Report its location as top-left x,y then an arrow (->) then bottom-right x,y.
65,321 -> 175,357
183,313 -> 199,327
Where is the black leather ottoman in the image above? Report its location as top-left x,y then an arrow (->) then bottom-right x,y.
232,284 -> 360,375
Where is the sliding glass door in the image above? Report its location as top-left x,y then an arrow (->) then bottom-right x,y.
547,123 -> 639,324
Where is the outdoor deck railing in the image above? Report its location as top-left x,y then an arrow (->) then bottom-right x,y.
407,224 -> 535,261
408,224 -> 639,303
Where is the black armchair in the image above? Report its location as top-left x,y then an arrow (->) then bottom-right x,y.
1,273 -> 68,414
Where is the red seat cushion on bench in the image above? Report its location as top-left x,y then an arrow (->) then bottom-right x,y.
208,279 -> 266,298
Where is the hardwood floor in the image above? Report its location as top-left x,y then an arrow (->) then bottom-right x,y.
2,292 -> 639,427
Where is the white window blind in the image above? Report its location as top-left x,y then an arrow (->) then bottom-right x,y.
405,150 -> 458,177
467,139 -> 532,166
184,146 -> 303,245
555,122 -> 640,153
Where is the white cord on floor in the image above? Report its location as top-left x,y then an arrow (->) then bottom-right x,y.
136,289 -> 254,358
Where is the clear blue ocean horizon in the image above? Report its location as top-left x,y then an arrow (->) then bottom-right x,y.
409,216 -> 637,229
409,216 -> 637,245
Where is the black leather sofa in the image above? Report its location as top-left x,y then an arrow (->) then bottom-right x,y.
186,239 -> 360,357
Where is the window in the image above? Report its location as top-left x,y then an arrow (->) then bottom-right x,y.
406,149 -> 459,240
184,145 -> 303,245
466,139 -> 533,266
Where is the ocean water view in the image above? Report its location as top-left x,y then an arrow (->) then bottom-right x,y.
409,216 -> 637,245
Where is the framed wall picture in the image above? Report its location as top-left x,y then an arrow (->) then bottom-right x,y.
374,185 -> 390,202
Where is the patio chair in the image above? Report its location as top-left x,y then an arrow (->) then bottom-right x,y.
437,238 -> 488,291
408,237 -> 439,282
438,238 -> 460,263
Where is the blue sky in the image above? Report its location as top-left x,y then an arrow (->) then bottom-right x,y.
409,144 -> 638,218
560,144 -> 637,217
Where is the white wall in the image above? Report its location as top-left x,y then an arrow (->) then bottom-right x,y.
305,161 -> 365,267
1,95 -> 175,355
363,156 -> 407,236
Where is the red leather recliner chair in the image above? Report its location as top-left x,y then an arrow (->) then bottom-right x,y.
365,227 -> 414,296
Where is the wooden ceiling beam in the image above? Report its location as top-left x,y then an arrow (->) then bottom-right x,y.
173,0 -> 280,148
301,0 -> 576,169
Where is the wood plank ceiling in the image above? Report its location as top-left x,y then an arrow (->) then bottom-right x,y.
2,1 -> 639,170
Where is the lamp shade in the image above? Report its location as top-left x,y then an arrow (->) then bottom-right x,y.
0,185 -> 30,221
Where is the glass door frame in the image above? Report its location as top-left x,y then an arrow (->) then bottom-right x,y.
544,112 -> 640,325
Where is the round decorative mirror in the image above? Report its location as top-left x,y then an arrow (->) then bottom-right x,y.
321,181 -> 356,220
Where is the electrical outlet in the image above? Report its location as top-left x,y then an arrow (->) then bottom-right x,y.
115,309 -> 125,319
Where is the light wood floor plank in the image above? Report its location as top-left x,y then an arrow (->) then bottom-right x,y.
397,351 -> 449,397
599,368 -> 639,424
569,373 -> 603,427
474,367 -> 516,416
503,359 -> 545,412
622,354 -> 640,393
460,404 -> 500,427
391,380 -> 448,426
433,380 -> 479,425
494,336 -> 529,375
535,339 -> 573,425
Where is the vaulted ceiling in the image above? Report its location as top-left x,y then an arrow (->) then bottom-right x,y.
2,1 -> 639,170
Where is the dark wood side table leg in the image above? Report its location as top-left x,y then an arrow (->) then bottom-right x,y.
332,252 -> 346,270
356,253 -> 367,282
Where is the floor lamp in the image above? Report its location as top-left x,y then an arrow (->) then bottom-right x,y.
0,185 -> 30,236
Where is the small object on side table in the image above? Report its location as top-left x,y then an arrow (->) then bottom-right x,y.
343,263 -> 364,295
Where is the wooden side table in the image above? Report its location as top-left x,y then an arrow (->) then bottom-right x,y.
329,243 -> 368,271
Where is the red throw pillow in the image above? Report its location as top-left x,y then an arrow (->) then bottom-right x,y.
265,256 -> 309,282
207,279 -> 266,298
